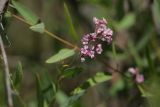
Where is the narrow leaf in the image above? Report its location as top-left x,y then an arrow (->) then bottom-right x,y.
64,92 -> 85,107
55,91 -> 68,107
145,46 -> 155,73
12,61 -> 23,87
73,72 -> 112,94
46,48 -> 75,64
109,77 -> 124,95
35,73 -> 44,107
12,1 -> 39,25
60,67 -> 82,79
152,0 -> 160,34
64,3 -> 78,41
117,13 -> 136,30
30,23 -> 45,34
138,85 -> 153,97
56,91 -> 85,107
87,72 -> 112,87
35,71 -> 56,104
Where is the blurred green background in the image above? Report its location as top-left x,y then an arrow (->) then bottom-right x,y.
1,0 -> 160,107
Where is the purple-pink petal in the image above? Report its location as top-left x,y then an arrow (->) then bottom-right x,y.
81,17 -> 113,62
135,74 -> 144,83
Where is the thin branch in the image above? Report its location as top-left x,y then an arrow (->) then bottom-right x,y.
0,34 -> 13,107
44,29 -> 79,50
11,13 -> 80,51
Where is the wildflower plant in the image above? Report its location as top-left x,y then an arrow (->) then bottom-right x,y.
1,0 -> 157,107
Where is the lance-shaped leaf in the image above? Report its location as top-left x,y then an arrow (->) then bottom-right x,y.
12,1 -> 39,25
55,91 -> 68,107
138,85 -> 153,98
64,3 -> 78,41
30,22 -> 45,33
73,72 -> 112,94
12,61 -> 23,88
116,13 -> 136,30
152,0 -> 160,34
59,67 -> 82,80
35,72 -> 56,106
35,73 -> 44,107
55,91 -> 85,107
46,48 -> 75,64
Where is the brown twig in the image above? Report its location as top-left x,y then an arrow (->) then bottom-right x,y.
0,34 -> 13,107
11,13 -> 80,51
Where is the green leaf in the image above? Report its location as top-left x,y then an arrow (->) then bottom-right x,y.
117,13 -> 136,30
64,3 -> 78,41
60,67 -> 82,79
35,72 -> 56,106
35,73 -> 44,107
145,46 -> 155,73
46,48 -> 75,64
5,11 -> 12,17
64,92 -> 85,107
73,72 -> 112,94
43,100 -> 49,107
30,23 -> 45,34
12,1 -> 39,25
12,61 -> 23,87
152,0 -> 160,33
109,77 -> 125,95
87,72 -> 112,87
55,91 -> 68,107
56,91 -> 85,107
138,85 -> 153,97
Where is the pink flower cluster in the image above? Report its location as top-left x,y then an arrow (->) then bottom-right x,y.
80,17 -> 113,62
128,67 -> 144,84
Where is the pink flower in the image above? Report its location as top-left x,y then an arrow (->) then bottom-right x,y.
135,74 -> 144,83
128,67 -> 138,75
80,17 -> 113,62
128,67 -> 144,84
96,44 -> 102,54
81,34 -> 90,45
93,17 -> 107,25
80,45 -> 95,61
